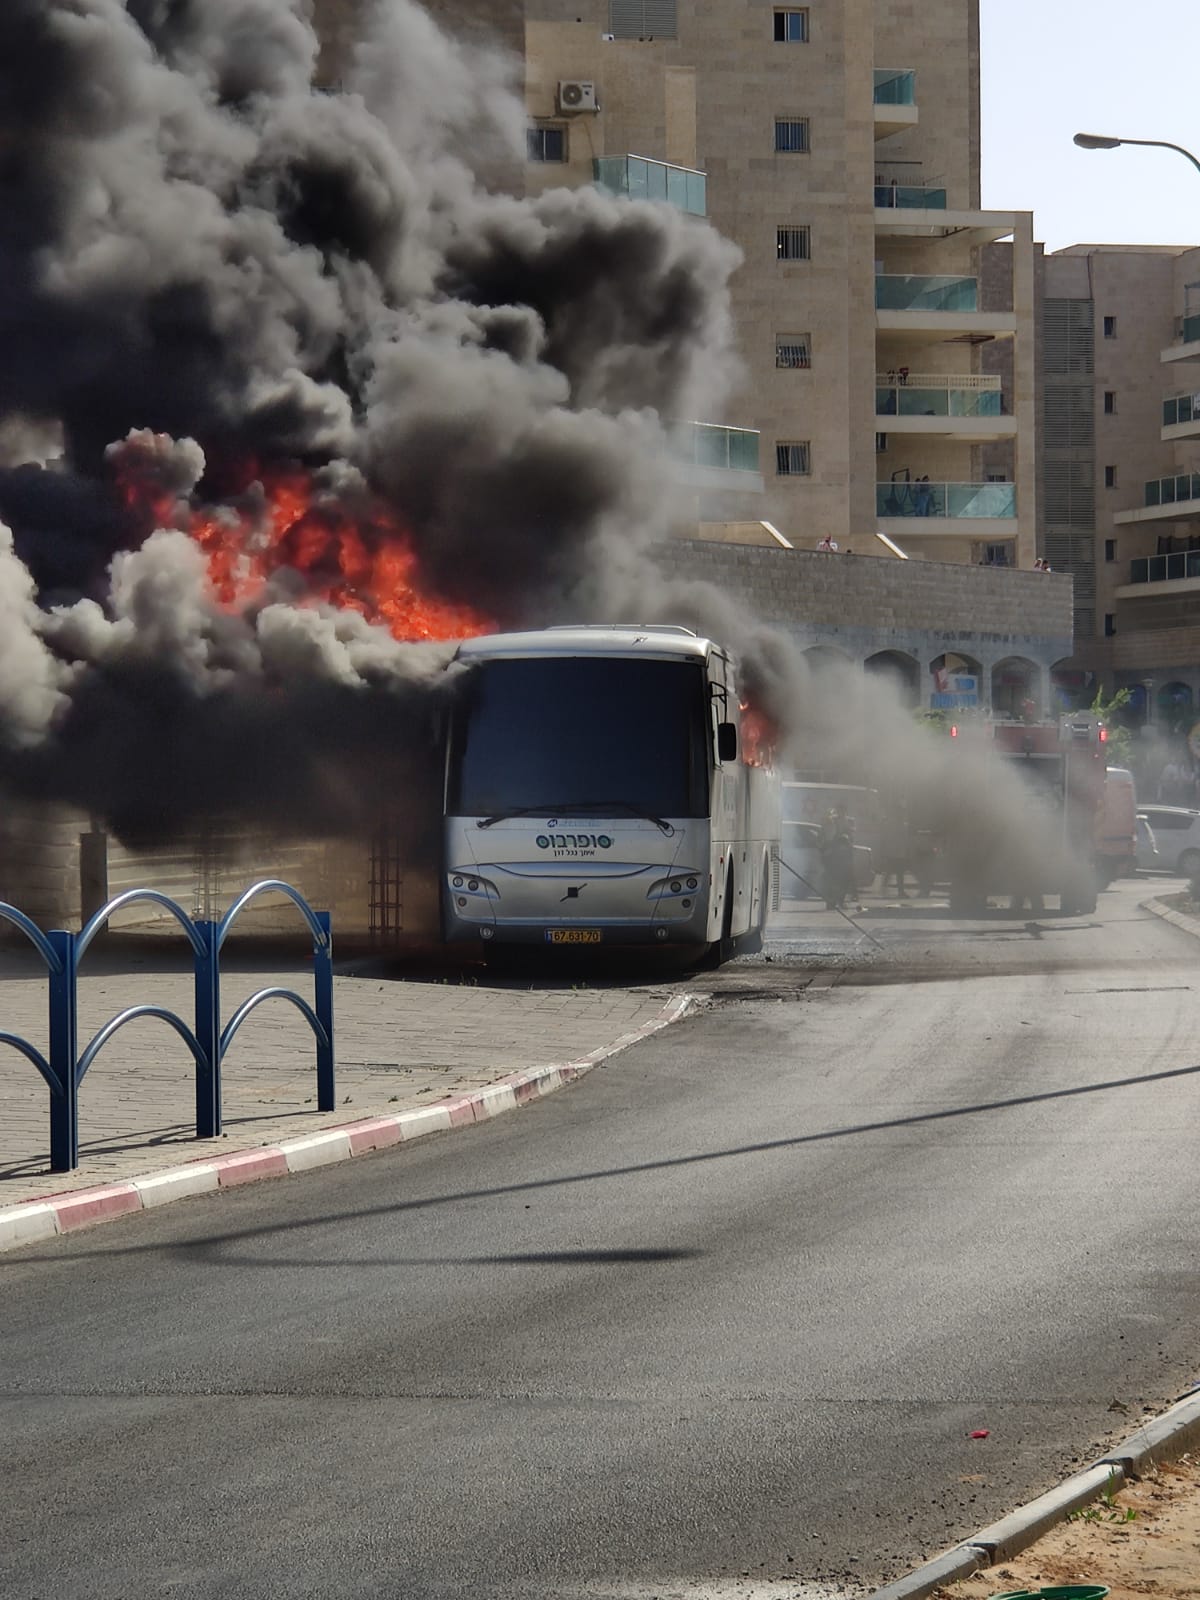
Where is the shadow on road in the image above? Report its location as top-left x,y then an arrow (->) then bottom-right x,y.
23,1057 -> 1200,1269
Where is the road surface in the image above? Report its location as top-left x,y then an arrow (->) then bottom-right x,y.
4,879 -> 1200,1598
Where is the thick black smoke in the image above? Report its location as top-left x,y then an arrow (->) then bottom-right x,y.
0,0 -> 747,840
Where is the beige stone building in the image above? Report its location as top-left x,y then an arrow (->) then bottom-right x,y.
313,0 -> 1038,568
1040,243 -> 1200,735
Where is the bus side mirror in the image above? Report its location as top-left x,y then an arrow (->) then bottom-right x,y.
717,722 -> 738,762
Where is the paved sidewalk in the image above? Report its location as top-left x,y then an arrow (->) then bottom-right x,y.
0,936 -> 691,1209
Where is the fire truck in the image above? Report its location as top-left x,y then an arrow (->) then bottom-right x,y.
940,714 -> 1106,915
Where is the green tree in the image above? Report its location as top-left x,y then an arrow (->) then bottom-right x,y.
1090,686 -> 1134,769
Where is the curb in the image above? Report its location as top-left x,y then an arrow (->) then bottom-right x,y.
866,1390 -> 1200,1600
1141,893 -> 1200,940
0,992 -> 699,1256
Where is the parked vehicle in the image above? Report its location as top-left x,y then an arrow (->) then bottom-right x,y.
1134,814 -> 1160,873
1095,766 -> 1137,885
1135,806 -> 1200,874
780,819 -> 873,901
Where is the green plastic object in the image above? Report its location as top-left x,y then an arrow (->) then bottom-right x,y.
988,1588 -> 1109,1600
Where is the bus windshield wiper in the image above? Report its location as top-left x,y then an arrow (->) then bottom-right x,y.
476,801 -> 675,835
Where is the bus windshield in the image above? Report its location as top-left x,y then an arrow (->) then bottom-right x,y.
448,656 -> 710,820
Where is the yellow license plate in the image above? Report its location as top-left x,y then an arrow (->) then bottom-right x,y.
545,929 -> 603,944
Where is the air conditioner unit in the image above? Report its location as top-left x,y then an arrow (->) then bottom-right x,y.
557,80 -> 598,113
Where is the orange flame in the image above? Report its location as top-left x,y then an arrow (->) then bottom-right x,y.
739,701 -> 777,769
116,457 -> 493,643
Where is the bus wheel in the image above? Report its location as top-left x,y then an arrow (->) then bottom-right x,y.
739,865 -> 770,956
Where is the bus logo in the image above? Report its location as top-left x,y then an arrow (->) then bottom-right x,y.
536,833 -> 612,851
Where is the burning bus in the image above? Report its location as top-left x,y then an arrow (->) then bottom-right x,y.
438,626 -> 780,962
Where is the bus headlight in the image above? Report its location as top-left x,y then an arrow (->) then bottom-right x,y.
646,873 -> 704,901
447,872 -> 499,901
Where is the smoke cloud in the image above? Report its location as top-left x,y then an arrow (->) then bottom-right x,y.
0,0 -> 747,841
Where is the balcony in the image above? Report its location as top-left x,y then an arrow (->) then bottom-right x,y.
875,372 -> 1014,441
873,69 -> 918,139
876,275 -> 976,312
1163,388 -> 1200,440
1113,471 -> 1200,526
1129,551 -> 1200,583
874,183 -> 947,210
1163,311 -> 1200,364
875,273 -> 1016,343
876,480 -> 1017,519
594,155 -> 706,216
674,423 -> 763,492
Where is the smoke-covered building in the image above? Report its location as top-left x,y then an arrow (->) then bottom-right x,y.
313,0 -> 1039,567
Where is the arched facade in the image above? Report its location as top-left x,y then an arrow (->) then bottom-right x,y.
990,656 -> 1041,720
864,650 -> 919,707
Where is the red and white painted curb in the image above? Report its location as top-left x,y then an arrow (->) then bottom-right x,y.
0,992 -> 698,1255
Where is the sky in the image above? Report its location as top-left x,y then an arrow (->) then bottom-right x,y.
979,0 -> 1200,253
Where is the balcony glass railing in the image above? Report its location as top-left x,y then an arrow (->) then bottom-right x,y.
677,423 -> 761,473
1177,312 -> 1200,345
876,384 -> 1003,417
876,481 -> 1016,518
1163,390 -> 1200,426
594,155 -> 706,216
1145,472 -> 1200,507
1130,551 -> 1200,584
873,69 -> 916,105
874,184 -> 947,210
875,274 -> 978,312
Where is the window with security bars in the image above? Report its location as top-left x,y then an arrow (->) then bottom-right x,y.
776,225 -> 811,261
774,8 -> 809,40
775,441 -> 810,476
775,118 -> 810,153
775,332 -> 811,369
609,0 -> 677,38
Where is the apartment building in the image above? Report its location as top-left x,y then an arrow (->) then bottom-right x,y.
1041,244 -> 1200,731
313,0 -> 1038,567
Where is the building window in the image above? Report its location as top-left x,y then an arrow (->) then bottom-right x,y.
1105,613 -> 1116,637
1104,390 -> 1117,414
985,473 -> 1009,483
609,0 -> 677,39
775,332 -> 811,369
982,541 -> 1014,567
774,8 -> 809,41
775,440 -> 811,476
527,125 -> 566,162
875,432 -> 888,453
1103,315 -> 1117,338
1105,539 -> 1116,562
774,118 -> 810,153
1105,465 -> 1117,488
776,225 -> 811,261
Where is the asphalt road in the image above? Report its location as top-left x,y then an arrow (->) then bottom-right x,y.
5,880 -> 1200,1599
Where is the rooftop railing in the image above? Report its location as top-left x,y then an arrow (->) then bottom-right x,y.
1145,471 -> 1200,507
875,273 -> 978,312
1130,551 -> 1200,584
876,481 -> 1016,519
594,154 -> 707,216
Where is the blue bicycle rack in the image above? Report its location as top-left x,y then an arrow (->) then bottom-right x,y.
0,880 -> 334,1172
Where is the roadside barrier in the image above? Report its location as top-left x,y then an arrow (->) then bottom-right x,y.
0,880 -> 333,1172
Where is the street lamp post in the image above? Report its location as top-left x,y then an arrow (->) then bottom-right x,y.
1074,132 -> 1200,178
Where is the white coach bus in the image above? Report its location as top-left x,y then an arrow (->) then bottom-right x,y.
440,626 -> 780,964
